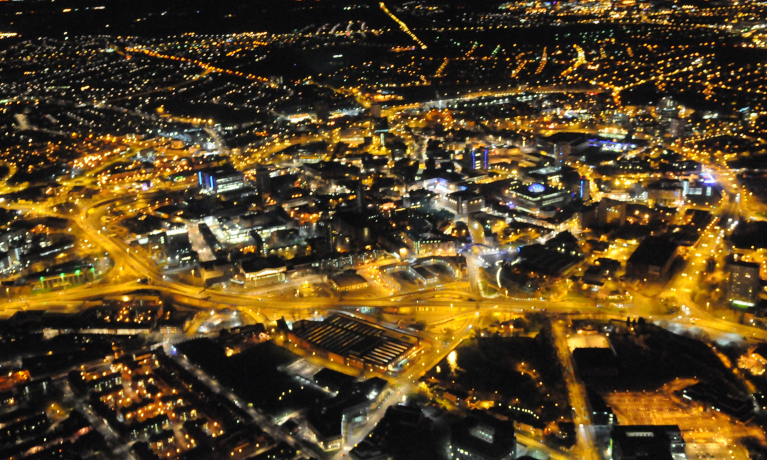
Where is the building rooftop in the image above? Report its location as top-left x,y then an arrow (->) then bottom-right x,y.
448,189 -> 482,200
450,410 -> 515,460
626,236 -> 679,267
313,368 -> 356,393
328,272 -> 368,289
290,314 -> 416,369
610,425 -> 683,460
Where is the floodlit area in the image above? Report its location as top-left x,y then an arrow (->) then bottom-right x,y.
567,333 -> 610,351
605,389 -> 761,459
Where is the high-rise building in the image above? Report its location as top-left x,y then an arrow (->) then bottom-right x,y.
462,148 -> 488,171
668,118 -> 685,138
658,96 -> 679,118
198,165 -> 245,194
551,142 -> 570,165
727,254 -> 761,308
580,177 -> 591,202
254,167 -> 272,195
597,198 -> 626,226
370,103 -> 383,118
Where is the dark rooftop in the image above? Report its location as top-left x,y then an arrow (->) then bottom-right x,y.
450,410 -> 516,460
626,236 -> 678,267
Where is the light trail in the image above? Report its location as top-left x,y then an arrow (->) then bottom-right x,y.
379,2 -> 427,50
126,47 -> 270,83
511,60 -> 527,79
535,47 -> 547,74
561,44 -> 586,77
434,58 -> 449,78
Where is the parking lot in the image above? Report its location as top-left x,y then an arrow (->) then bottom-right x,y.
605,390 -> 759,459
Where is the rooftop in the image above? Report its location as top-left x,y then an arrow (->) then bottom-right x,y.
626,236 -> 679,267
290,314 -> 416,369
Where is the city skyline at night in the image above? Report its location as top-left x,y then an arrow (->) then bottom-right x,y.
1,0 -> 767,459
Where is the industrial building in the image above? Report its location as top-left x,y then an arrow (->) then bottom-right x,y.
328,272 -> 369,292
287,314 -> 419,372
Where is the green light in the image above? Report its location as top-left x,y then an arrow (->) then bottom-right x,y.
40,276 -> 44,282
60,273 -> 65,278
732,299 -> 754,308
91,267 -> 95,272
75,270 -> 81,275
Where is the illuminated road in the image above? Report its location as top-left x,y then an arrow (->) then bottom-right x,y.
379,2 -> 427,50
235,134 -> 325,169
6,116 -> 767,460
552,321 -> 600,460
382,85 -> 606,116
